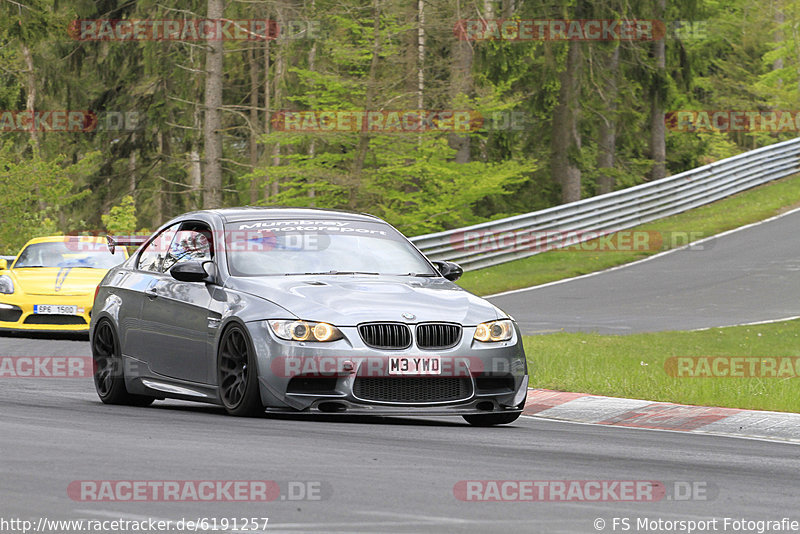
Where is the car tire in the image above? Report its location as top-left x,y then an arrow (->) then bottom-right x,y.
462,411 -> 522,426
92,319 -> 155,407
217,324 -> 264,417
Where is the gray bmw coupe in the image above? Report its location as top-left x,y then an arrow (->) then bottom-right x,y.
90,208 -> 528,425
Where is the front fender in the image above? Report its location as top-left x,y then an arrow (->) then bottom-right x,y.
89,288 -> 122,338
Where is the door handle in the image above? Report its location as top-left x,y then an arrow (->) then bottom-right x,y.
144,287 -> 159,299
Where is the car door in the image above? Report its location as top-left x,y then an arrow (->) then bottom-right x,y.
121,224 -> 179,362
138,222 -> 216,384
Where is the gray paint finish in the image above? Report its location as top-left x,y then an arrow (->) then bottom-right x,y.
90,208 -> 528,417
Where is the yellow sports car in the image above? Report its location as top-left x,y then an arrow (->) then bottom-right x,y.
0,236 -> 127,333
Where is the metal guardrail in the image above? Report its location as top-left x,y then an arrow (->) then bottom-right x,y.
411,137 -> 800,271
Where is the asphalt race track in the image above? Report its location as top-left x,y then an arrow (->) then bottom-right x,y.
489,208 -> 800,335
0,335 -> 798,533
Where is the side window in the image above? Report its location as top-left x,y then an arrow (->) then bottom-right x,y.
137,225 -> 179,272
161,225 -> 213,273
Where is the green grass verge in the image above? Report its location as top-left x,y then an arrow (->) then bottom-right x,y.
523,319 -> 800,412
458,174 -> 800,296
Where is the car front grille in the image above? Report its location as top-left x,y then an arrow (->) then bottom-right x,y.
353,377 -> 472,403
358,323 -> 412,350
23,315 -> 86,325
416,323 -> 462,349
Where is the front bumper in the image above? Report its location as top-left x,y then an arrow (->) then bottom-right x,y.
261,395 -> 528,416
0,294 -> 92,332
247,320 -> 529,415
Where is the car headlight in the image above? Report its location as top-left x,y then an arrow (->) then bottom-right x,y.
474,319 -> 514,342
269,320 -> 343,342
0,275 -> 14,295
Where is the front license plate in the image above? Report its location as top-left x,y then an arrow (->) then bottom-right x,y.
34,304 -> 79,315
388,356 -> 441,376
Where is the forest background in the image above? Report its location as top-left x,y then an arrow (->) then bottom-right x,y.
0,0 -> 796,253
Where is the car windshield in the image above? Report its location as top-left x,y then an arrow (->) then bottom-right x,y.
14,241 -> 126,269
224,219 -> 437,277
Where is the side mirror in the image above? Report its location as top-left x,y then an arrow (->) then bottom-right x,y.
0,259 -> 6,271
432,260 -> 464,282
170,261 -> 213,283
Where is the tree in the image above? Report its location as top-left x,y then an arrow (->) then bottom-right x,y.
102,195 -> 138,235
0,143 -> 97,254
648,0 -> 667,181
551,38 -> 583,203
203,0 -> 225,208
1,0 -> 796,250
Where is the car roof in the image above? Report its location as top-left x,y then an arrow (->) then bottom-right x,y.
196,207 -> 384,224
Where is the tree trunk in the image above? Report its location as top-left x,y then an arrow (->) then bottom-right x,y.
773,5 -> 784,72
189,105 -> 203,210
270,5 -> 286,198
648,0 -> 667,182
247,44 -> 260,204
551,40 -> 582,204
21,43 -> 40,156
128,132 -> 137,196
597,44 -> 619,195
448,0 -> 473,164
417,0 -> 424,111
502,0 -> 515,18
203,0 -> 225,209
21,42 -> 45,210
307,6 -> 318,203
155,131 -> 165,225
351,0 -> 382,207
262,19 -> 272,201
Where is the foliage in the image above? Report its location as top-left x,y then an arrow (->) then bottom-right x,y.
0,142 -> 98,254
1,0 -> 799,246
102,195 -> 138,235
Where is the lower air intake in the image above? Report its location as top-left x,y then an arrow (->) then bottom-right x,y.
24,315 -> 86,325
353,377 -> 472,403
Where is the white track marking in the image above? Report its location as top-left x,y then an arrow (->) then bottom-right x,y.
486,205 -> 800,299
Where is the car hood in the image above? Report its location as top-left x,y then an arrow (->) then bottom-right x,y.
10,267 -> 107,296
228,275 -> 502,326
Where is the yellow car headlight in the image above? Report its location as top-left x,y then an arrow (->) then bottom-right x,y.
0,275 -> 14,295
474,319 -> 514,342
269,320 -> 343,342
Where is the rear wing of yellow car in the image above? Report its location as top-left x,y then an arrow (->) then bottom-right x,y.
106,235 -> 149,255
